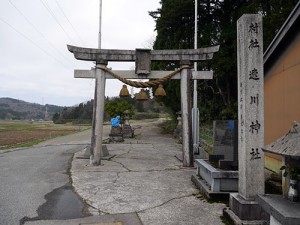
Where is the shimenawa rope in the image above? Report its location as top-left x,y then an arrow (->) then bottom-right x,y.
96,65 -> 190,88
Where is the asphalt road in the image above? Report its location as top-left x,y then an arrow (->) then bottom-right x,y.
0,124 -> 139,225
0,132 -> 91,225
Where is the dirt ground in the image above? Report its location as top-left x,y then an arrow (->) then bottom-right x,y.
0,130 -> 74,147
0,121 -> 89,149
0,119 -> 166,149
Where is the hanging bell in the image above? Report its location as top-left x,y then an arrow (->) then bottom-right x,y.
136,89 -> 149,101
154,84 -> 166,97
119,85 -> 130,97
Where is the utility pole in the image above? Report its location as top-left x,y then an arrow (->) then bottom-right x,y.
98,0 -> 102,49
192,0 -> 200,154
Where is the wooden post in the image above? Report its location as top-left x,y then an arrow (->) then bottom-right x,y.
180,62 -> 193,167
90,64 -> 106,166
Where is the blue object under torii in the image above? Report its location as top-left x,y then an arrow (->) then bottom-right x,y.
111,116 -> 120,127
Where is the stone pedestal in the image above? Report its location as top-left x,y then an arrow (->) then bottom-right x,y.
109,127 -> 124,142
229,193 -> 269,221
100,145 -> 109,157
122,124 -> 134,138
257,194 -> 300,225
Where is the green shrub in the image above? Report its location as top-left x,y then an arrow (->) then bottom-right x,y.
104,98 -> 134,119
158,119 -> 177,134
53,119 -> 66,124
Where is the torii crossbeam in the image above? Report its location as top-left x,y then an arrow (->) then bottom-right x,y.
68,45 -> 219,167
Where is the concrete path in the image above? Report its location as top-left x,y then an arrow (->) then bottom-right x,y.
27,119 -> 226,225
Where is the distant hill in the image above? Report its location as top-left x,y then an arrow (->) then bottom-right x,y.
0,97 -> 64,120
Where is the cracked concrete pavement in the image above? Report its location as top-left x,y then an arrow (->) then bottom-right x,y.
26,119 -> 226,224
70,120 -> 226,225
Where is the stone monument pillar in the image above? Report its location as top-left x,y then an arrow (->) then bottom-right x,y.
225,14 -> 268,223
238,14 -> 264,200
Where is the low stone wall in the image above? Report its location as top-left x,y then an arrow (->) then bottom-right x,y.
195,159 -> 238,192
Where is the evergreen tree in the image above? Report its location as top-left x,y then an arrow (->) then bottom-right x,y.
104,98 -> 134,119
150,0 -> 194,115
150,0 -> 298,121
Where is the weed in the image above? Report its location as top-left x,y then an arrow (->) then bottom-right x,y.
158,120 -> 177,134
220,215 -> 231,225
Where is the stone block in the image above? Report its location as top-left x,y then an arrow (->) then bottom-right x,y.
195,159 -> 238,193
122,124 -> 134,138
198,147 -> 209,159
109,133 -> 124,143
135,48 -> 151,75
219,160 -> 238,170
110,126 -> 122,135
212,120 -> 238,169
257,194 -> 300,225
229,193 -> 269,221
101,145 -> 109,157
209,154 -> 224,162
191,174 -> 230,200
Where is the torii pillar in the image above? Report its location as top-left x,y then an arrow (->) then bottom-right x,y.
68,45 -> 219,167
91,62 -> 107,165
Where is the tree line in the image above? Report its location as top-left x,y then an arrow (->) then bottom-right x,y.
52,94 -> 167,124
52,100 -> 94,124
53,0 -> 298,124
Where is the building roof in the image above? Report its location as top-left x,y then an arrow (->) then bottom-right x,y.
264,1 -> 300,72
263,121 -> 300,157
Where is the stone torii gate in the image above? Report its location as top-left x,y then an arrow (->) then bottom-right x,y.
68,45 -> 219,167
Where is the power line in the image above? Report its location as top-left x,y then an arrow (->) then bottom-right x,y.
7,0 -> 72,65
39,0 -> 75,43
0,17 -> 71,70
54,0 -> 85,46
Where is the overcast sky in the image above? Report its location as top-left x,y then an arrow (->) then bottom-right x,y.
0,0 -> 160,106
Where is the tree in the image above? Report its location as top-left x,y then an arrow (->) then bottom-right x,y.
81,100 -> 93,120
150,0 -> 195,116
150,0 -> 298,122
241,0 -> 299,48
52,112 -> 60,123
52,100 -> 94,124
104,98 -> 134,120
